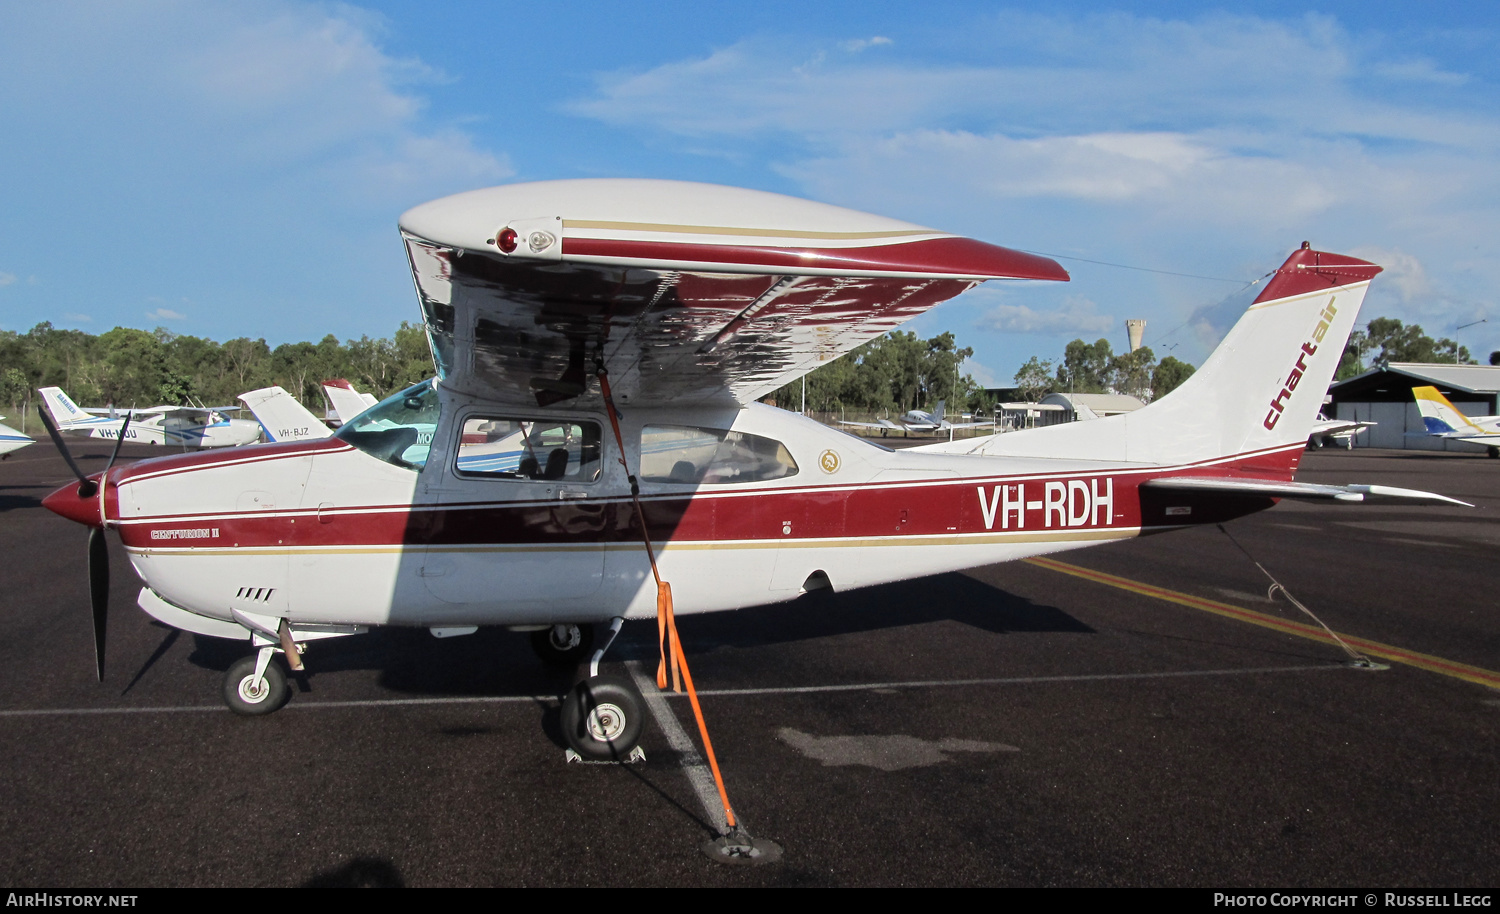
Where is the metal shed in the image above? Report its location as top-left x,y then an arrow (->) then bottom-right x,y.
1327,362 -> 1500,452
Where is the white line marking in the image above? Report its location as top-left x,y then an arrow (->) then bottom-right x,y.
625,660 -> 732,834
0,663 -> 1347,720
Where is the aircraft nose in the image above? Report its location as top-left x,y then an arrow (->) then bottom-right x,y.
43,477 -> 104,528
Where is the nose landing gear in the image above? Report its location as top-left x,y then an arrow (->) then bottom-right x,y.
530,623 -> 595,666
223,648 -> 291,715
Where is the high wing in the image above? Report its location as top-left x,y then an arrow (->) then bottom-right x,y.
1310,418 -> 1375,437
399,179 -> 1067,409
76,406 -> 175,418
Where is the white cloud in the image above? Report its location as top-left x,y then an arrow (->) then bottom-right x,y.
63,313 -> 92,323
1348,247 -> 1429,303
146,308 -> 186,321
0,2 -> 512,206
962,358 -> 1000,389
840,37 -> 893,54
1375,60 -> 1468,86
0,1 -> 514,344
980,295 -> 1114,335
570,17 -> 1498,151
0,272 -> 14,287
566,12 -> 1500,368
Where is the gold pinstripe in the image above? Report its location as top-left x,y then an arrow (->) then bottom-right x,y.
564,219 -> 943,241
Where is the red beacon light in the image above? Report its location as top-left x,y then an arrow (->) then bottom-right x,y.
496,227 -> 518,253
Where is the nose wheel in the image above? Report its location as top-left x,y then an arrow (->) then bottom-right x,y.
530,623 -> 594,666
560,674 -> 644,761
223,652 -> 289,715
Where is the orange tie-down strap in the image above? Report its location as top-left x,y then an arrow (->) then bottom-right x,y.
597,368 -> 737,829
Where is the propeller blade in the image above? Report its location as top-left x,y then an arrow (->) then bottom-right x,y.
88,526 -> 109,681
37,410 -> 96,498
103,411 -> 132,475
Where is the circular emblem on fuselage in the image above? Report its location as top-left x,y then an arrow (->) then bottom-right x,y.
819,449 -> 840,474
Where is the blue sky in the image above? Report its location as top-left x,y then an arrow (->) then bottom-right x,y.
2,1 -> 1498,387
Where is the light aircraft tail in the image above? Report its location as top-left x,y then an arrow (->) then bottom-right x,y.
237,387 -> 331,442
922,244 -> 1381,477
931,400 -> 946,424
1411,386 -> 1476,435
37,386 -> 90,427
322,379 -> 377,424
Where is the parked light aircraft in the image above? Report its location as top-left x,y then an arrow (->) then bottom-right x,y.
839,400 -> 991,436
238,387 -> 332,443
323,379 -> 378,426
1308,414 -> 1376,449
39,387 -> 261,448
40,179 -> 1468,770
1411,385 -> 1500,456
0,417 -> 34,458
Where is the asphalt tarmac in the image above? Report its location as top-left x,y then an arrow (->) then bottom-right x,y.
1,440 -> 1496,887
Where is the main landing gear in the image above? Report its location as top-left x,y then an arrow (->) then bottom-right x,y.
557,617 -> 645,762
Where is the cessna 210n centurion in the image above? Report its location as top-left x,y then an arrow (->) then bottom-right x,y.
41,179 -> 1467,767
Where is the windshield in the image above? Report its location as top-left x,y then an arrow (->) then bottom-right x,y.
333,379 -> 441,470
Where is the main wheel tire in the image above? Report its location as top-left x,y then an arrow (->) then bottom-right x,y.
561,675 -> 644,761
222,656 -> 289,716
530,623 -> 594,666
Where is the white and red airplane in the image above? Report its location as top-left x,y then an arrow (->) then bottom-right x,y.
41,179 -> 1467,767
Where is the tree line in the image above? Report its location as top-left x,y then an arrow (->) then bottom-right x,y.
1336,317 -> 1485,378
0,321 -> 434,420
1012,341 -> 1196,403
770,331 -> 988,415
1008,315 -> 1495,407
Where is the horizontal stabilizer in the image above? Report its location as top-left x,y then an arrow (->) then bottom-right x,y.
1144,476 -> 1473,507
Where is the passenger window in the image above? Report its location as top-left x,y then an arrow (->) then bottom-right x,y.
640,426 -> 798,485
455,417 -> 602,482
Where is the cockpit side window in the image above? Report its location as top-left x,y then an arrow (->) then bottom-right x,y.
640,425 -> 797,485
455,416 -> 602,482
333,379 -> 439,470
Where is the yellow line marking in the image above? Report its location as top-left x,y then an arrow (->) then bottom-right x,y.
1026,556 -> 1500,691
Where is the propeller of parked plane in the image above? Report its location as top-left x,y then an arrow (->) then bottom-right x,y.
37,408 -> 131,680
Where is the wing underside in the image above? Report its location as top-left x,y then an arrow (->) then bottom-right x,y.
399,180 -> 1067,409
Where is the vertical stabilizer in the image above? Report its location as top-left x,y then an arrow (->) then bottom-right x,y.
238,387 -> 331,442
921,245 -> 1381,476
1411,386 -> 1476,434
323,379 -> 377,425
38,387 -> 89,427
